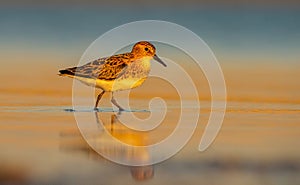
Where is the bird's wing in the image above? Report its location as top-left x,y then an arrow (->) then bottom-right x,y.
59,57 -> 107,78
59,53 -> 131,80
97,54 -> 130,80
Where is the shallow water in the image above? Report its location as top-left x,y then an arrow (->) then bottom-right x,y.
0,99 -> 300,184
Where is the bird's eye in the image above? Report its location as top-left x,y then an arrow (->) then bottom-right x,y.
144,47 -> 149,51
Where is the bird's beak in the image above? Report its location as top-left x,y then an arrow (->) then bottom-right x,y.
153,54 -> 167,67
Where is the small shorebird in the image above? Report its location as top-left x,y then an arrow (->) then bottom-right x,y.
59,41 -> 167,111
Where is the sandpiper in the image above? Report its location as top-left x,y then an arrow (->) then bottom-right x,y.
59,41 -> 167,111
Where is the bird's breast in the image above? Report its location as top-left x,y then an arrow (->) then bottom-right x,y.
121,57 -> 151,80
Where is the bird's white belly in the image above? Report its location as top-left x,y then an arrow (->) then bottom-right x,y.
95,77 -> 147,91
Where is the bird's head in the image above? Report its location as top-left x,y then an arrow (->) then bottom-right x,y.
131,41 -> 167,67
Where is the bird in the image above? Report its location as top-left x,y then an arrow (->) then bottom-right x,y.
58,41 -> 167,111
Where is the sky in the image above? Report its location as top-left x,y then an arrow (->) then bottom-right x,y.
1,0 -> 300,7
0,1 -> 299,66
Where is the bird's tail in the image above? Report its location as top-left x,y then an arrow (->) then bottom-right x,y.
58,67 -> 76,76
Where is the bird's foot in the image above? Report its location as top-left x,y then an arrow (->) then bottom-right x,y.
118,107 -> 125,112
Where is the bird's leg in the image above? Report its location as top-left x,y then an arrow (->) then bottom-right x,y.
111,92 -> 125,111
111,114 -> 116,132
94,91 -> 105,110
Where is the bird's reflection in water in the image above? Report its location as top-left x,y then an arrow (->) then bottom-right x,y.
60,111 -> 154,181
130,165 -> 154,181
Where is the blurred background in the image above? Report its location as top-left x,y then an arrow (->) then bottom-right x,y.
0,0 -> 299,185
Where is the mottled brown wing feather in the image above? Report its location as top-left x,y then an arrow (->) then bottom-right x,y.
77,57 -> 107,78
59,57 -> 106,78
59,53 -> 131,81
97,54 -> 129,80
